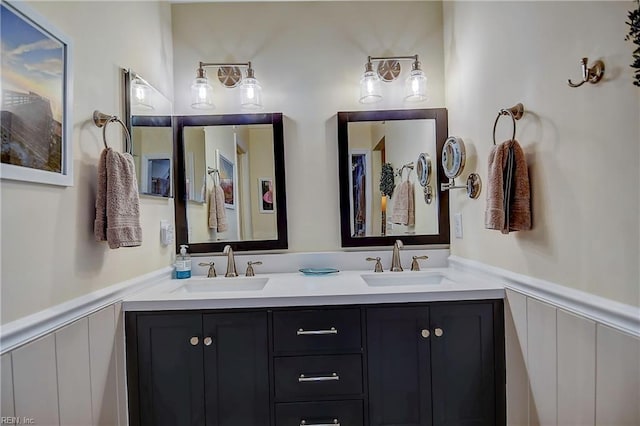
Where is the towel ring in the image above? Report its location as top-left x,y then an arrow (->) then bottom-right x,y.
492,103 -> 524,145
93,110 -> 132,154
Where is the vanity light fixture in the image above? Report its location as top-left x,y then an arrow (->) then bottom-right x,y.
191,61 -> 263,110
359,54 -> 427,104
130,72 -> 153,110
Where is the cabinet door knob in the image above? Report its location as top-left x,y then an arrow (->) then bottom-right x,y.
189,336 -> 199,346
203,337 -> 213,346
434,328 -> 444,337
421,329 -> 430,338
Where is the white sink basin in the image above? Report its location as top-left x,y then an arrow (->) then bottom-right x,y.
173,277 -> 269,293
361,272 -> 446,287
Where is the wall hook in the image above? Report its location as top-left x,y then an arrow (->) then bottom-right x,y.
567,57 -> 605,88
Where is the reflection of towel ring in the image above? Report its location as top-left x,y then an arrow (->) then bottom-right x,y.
492,103 -> 524,145
93,110 -> 132,154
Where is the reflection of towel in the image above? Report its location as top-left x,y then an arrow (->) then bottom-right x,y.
485,140 -> 531,234
94,148 -> 142,248
391,181 -> 415,226
208,184 -> 228,232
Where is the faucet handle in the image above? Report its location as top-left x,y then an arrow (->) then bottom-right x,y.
198,262 -> 217,278
410,255 -> 429,271
246,261 -> 263,277
366,257 -> 384,273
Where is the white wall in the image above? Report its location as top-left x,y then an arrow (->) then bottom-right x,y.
1,1 -> 175,324
443,1 -> 640,307
171,1 -> 446,251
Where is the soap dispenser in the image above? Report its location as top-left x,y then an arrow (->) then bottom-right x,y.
175,244 -> 192,279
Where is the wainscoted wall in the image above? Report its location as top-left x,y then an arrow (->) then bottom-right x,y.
0,303 -> 126,425
1,1 -> 175,325
506,289 -> 640,425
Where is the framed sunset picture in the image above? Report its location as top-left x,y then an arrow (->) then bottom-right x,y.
0,1 -> 73,186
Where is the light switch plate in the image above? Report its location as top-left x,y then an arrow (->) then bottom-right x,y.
160,220 -> 174,246
454,213 -> 463,239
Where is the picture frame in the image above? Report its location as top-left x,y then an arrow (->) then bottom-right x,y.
1,1 -> 73,186
258,177 -> 275,213
217,151 -> 235,209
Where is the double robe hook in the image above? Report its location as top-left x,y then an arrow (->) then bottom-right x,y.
567,57 -> 605,88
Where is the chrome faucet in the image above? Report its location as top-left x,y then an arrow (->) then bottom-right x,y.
390,239 -> 404,272
223,245 -> 238,277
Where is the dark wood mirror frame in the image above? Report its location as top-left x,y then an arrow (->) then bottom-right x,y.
174,113 -> 288,254
337,108 -> 450,248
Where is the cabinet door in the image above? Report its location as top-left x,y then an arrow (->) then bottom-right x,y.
136,313 -> 205,426
430,303 -> 495,426
367,306 -> 431,426
203,311 -> 269,426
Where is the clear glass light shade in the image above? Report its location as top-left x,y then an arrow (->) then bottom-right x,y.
191,77 -> 214,109
404,69 -> 428,102
359,70 -> 382,104
240,77 -> 263,110
131,79 -> 153,110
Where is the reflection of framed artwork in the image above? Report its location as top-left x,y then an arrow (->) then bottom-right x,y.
258,177 -> 274,213
0,1 -> 73,186
217,151 -> 234,209
141,154 -> 172,197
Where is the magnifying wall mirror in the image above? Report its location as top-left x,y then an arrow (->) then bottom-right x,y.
337,108 -> 450,247
123,69 -> 174,199
174,113 -> 288,253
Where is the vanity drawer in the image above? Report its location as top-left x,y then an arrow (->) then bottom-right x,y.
273,308 -> 362,354
274,354 -> 363,400
275,400 -> 363,426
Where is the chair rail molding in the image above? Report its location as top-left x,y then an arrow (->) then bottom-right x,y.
0,267 -> 173,354
448,255 -> 640,337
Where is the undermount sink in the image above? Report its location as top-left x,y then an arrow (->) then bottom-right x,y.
361,272 -> 446,287
173,277 -> 269,293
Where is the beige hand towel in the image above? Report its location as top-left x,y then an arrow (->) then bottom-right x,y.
391,180 -> 415,226
94,149 -> 108,241
94,148 -> 142,248
485,140 -> 531,234
208,183 -> 228,232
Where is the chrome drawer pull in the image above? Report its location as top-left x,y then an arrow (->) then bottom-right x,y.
300,420 -> 340,426
297,327 -> 337,335
298,372 -> 340,382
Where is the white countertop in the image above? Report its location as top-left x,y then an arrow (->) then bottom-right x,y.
122,267 -> 504,311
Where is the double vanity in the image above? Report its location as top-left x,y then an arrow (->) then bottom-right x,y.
123,259 -> 506,426
125,74 -> 503,425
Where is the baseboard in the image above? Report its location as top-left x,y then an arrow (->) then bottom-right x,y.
448,255 -> 640,337
0,267 -> 173,354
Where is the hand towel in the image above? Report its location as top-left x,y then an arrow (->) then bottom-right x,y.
94,149 -> 108,241
208,183 -> 228,232
391,180 -> 415,226
485,140 -> 531,234
94,148 -> 142,248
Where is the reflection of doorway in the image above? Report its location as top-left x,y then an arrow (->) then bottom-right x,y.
141,154 -> 171,197
350,150 -> 372,237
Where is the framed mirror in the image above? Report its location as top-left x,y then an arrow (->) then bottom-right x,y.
174,113 -> 287,253
123,69 -> 173,198
337,108 -> 450,247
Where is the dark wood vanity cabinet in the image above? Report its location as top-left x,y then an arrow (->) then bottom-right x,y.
126,301 -> 504,426
126,311 -> 269,426
272,308 -> 365,425
367,302 -> 505,426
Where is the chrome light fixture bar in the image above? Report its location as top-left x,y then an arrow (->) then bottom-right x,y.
359,54 -> 427,104
191,61 -> 262,110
